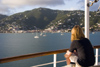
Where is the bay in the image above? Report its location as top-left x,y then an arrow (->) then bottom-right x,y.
0,32 -> 100,67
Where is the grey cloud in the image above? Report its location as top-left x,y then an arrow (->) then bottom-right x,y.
0,0 -> 65,15
1,0 -> 65,7
77,0 -> 100,11
78,0 -> 84,3
0,6 -> 14,15
90,2 -> 100,11
77,0 -> 84,9
29,0 -> 65,6
65,0 -> 73,1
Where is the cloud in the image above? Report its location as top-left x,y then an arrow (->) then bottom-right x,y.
0,0 -> 99,15
68,7 -> 79,10
90,1 -> 100,11
77,0 -> 100,11
0,0 -> 65,15
77,0 -> 84,10
65,0 -> 84,10
1,0 -> 65,7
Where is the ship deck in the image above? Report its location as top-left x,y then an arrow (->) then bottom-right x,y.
0,45 -> 100,67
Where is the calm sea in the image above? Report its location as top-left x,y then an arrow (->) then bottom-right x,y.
0,32 -> 100,67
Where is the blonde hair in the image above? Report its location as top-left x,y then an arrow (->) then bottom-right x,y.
71,25 -> 85,42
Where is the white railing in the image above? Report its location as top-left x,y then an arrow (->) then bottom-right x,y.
0,45 -> 100,67
95,48 -> 99,65
31,47 -> 100,67
31,54 -> 66,67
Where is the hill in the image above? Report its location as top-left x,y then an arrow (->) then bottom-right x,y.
0,8 -> 100,33
0,14 -> 7,20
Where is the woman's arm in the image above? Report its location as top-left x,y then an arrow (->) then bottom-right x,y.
64,50 -> 72,58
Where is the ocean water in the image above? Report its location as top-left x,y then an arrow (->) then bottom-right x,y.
0,32 -> 100,67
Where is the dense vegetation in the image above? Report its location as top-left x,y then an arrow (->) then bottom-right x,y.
0,8 -> 100,32
0,14 -> 7,20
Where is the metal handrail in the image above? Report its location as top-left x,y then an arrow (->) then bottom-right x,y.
0,48 -> 68,64
0,45 -> 100,66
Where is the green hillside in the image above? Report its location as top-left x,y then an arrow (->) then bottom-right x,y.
0,14 -> 7,20
0,8 -> 100,33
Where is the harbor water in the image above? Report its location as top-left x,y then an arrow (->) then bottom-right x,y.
0,32 -> 100,67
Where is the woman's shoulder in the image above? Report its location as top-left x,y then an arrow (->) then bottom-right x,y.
72,39 -> 79,43
80,38 -> 89,40
73,38 -> 89,42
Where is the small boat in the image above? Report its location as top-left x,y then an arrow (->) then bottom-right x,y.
40,33 -> 43,36
43,34 -> 46,37
34,36 -> 39,38
92,32 -> 95,34
61,33 -> 64,35
43,32 -> 47,37
34,26 -> 39,38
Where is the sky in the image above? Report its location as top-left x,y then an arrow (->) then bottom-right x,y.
0,0 -> 100,15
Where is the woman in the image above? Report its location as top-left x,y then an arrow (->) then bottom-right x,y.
64,25 -> 95,67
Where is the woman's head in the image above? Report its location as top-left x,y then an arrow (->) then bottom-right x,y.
71,25 -> 85,42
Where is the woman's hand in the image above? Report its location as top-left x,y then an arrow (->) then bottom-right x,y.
64,50 -> 72,58
64,54 -> 70,58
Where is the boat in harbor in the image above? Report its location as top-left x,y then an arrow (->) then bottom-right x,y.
34,35 -> 39,38
34,26 -> 39,38
61,33 -> 64,35
40,33 -> 43,36
92,32 -> 95,34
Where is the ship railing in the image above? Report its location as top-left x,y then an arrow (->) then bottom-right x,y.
0,45 -> 100,67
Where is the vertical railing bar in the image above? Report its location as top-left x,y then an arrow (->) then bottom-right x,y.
53,54 -> 57,67
85,0 -> 89,39
95,48 -> 99,65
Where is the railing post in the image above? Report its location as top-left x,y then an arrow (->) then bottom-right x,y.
95,48 -> 99,65
53,54 -> 57,67
85,0 -> 89,39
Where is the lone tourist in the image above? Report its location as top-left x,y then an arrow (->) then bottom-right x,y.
64,25 -> 95,67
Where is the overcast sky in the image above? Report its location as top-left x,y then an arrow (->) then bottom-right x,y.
0,0 -> 100,15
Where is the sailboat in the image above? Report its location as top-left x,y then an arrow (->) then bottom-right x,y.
43,31 -> 46,37
34,26 -> 39,38
92,32 -> 95,34
34,35 -> 39,38
40,32 -> 43,36
60,29 -> 64,35
34,31 -> 39,38
61,32 -> 64,35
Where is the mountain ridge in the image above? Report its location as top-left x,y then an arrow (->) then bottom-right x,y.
0,7 -> 100,33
